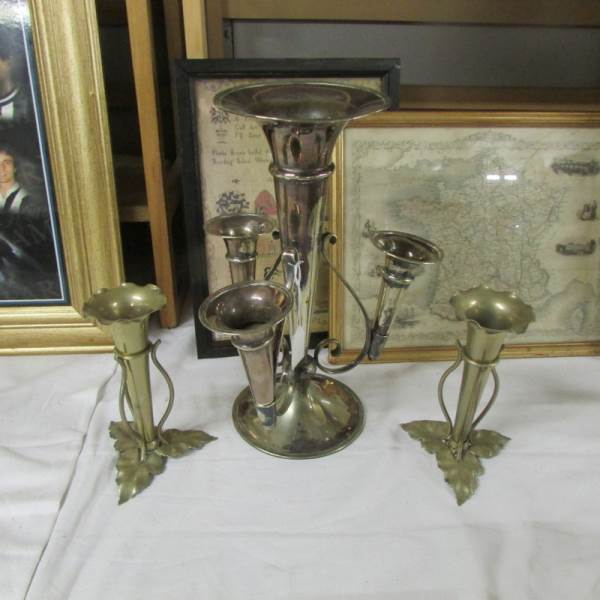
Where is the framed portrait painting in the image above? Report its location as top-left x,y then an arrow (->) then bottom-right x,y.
0,0 -> 122,354
329,111 -> 600,363
176,58 -> 400,357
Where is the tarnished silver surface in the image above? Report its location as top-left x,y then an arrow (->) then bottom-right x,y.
199,281 -> 293,426
215,82 -> 389,371
232,374 -> 364,459
205,213 -> 273,283
210,82 -> 388,458
369,232 -> 443,360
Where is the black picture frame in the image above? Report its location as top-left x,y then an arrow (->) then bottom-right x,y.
176,58 -> 400,358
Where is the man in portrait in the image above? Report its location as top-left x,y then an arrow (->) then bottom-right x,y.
0,25 -> 31,126
0,144 -> 34,213
0,143 -> 59,300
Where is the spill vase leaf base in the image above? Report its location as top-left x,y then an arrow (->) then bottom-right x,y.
110,421 -> 217,504
401,420 -> 509,505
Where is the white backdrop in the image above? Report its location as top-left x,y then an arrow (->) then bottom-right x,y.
3,314 -> 600,599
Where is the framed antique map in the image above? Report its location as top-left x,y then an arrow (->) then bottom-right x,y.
176,58 -> 400,358
330,111 -> 600,362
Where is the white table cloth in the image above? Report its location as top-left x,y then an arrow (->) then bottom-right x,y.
3,314 -> 600,599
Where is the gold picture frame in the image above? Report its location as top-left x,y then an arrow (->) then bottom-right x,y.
330,110 -> 600,363
0,0 -> 122,355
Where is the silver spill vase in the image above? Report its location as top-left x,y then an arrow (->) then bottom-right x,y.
205,213 -> 273,283
199,281 -> 293,427
369,231 -> 443,360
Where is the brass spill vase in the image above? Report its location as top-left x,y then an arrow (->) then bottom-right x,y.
84,283 -> 216,504
209,82 -> 389,458
402,285 -> 535,504
205,213 -> 273,283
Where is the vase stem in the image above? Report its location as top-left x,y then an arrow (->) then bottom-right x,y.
451,323 -> 505,450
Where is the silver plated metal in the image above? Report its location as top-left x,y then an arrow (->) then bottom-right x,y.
205,213 -> 273,283
368,231 -> 443,360
210,82 -> 388,458
232,374 -> 364,459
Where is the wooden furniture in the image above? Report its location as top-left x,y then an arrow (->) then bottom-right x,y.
125,0 -> 181,327
98,0 -> 188,328
181,1 -> 600,110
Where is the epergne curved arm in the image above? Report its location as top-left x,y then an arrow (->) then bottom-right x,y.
313,232 -> 372,374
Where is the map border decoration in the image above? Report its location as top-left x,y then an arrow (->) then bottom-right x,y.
329,110 -> 600,363
175,58 -> 401,359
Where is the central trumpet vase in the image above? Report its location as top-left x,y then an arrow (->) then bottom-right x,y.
213,82 -> 388,458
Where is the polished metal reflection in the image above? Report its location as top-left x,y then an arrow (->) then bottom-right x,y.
84,283 -> 216,503
215,82 -> 390,371
208,81 -> 389,458
199,281 -> 293,427
205,213 -> 273,283
368,231 -> 443,360
402,285 -> 535,504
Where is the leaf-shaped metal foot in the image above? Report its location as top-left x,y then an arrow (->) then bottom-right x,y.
401,420 -> 509,505
109,420 -> 141,453
110,421 -> 165,504
115,447 -> 166,504
109,421 -> 217,504
156,429 -> 217,458
468,429 -> 510,459
434,446 -> 483,505
401,420 -> 450,454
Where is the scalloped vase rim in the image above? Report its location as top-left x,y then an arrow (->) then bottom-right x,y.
83,282 -> 166,325
450,284 -> 535,334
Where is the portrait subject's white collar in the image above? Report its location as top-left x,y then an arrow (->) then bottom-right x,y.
0,183 -> 20,203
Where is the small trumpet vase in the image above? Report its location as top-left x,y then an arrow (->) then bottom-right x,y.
199,280 -> 293,433
84,283 -> 216,503
205,213 -> 273,283
402,285 -> 535,504
368,231 -> 443,360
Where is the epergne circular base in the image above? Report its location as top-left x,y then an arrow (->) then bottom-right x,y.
232,374 -> 365,459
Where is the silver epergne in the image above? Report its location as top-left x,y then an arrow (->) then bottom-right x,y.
402,285 -> 535,504
205,213 -> 273,283
201,81 -> 442,459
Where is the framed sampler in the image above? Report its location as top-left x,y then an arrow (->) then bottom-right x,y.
329,111 -> 600,363
176,58 -> 400,357
0,0 -> 122,354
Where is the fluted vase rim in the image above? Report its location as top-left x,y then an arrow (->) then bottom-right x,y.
83,282 -> 166,326
450,284 -> 535,335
